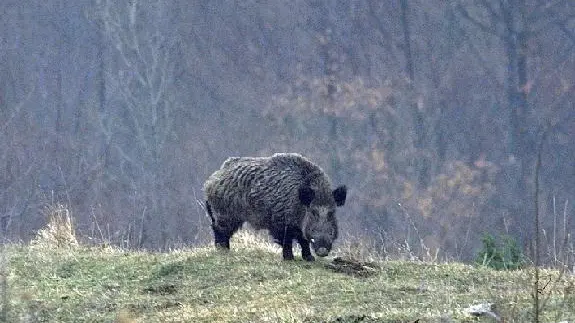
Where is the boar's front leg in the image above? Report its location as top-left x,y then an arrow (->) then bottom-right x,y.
298,238 -> 315,261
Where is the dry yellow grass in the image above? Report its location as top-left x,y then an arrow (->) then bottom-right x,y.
31,203 -> 78,249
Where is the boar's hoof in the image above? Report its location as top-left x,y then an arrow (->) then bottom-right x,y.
303,254 -> 315,262
283,254 -> 295,261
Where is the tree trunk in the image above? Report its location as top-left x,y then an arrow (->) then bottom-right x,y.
400,0 -> 429,187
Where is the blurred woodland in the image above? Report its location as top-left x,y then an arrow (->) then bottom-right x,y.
1,0 -> 574,264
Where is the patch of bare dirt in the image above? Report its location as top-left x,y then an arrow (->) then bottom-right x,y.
325,257 -> 379,277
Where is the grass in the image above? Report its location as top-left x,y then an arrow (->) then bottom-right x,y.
0,230 -> 573,323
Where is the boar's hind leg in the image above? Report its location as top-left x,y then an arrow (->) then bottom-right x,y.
212,226 -> 231,249
212,219 -> 242,250
206,201 -> 232,250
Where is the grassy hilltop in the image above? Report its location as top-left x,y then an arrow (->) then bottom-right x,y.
1,228 -> 575,322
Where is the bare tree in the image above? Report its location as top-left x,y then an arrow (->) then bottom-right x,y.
457,0 -> 573,167
456,0 -> 575,236
97,0 -> 178,248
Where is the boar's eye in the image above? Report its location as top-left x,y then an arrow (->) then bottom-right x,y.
327,211 -> 335,218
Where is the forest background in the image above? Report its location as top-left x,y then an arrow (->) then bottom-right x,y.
1,0 -> 574,265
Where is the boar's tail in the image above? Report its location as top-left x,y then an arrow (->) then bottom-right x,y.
205,200 -> 215,223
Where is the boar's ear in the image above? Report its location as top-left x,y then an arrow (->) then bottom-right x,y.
333,185 -> 347,207
298,186 -> 315,206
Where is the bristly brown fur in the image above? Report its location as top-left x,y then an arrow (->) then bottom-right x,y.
203,153 -> 347,261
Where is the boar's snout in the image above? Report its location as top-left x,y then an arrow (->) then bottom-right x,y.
315,247 -> 329,257
310,238 -> 332,257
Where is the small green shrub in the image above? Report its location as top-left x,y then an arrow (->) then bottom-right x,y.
475,233 -> 525,270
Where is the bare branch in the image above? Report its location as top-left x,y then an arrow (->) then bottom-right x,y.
456,2 -> 505,38
477,0 -> 502,22
0,86 -> 34,134
558,21 -> 575,44
97,0 -> 177,167
530,14 -> 575,36
527,0 -> 575,35
528,0 -> 571,23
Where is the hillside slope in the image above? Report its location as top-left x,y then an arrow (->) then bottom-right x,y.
2,231 -> 574,322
